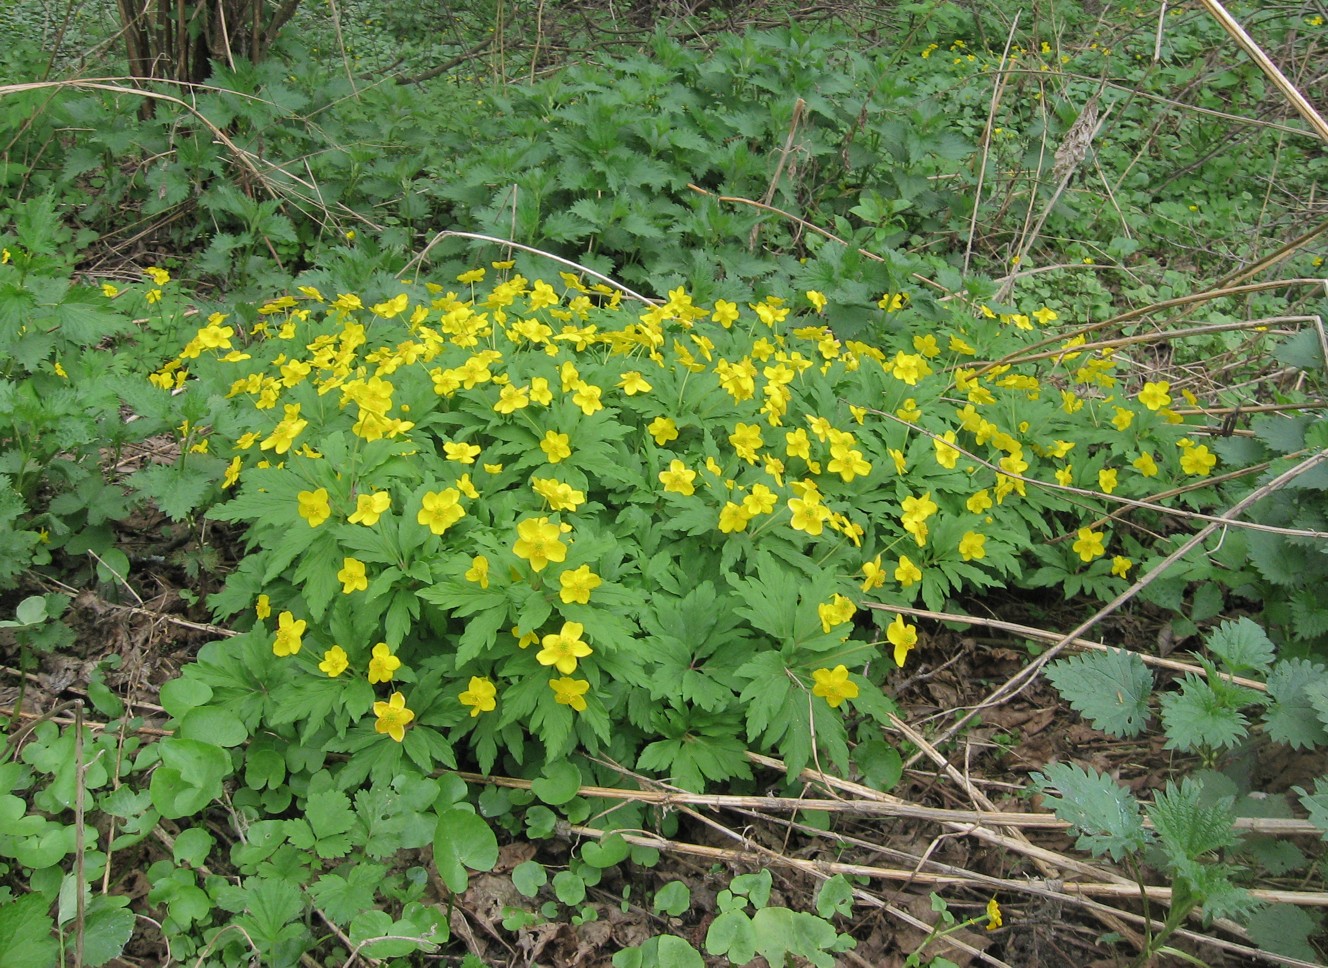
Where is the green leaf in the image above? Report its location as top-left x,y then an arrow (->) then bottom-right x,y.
1148,777 -> 1239,863
815,875 -> 854,919
553,870 -> 586,905
1158,675 -> 1249,752
531,760 -> 582,805
1045,648 -> 1153,738
308,864 -> 387,925
1245,903 -> 1322,962
77,897 -> 135,968
432,809 -> 498,893
1263,659 -> 1328,750
178,706 -> 248,747
1294,777 -> 1328,840
149,737 -> 232,818
512,860 -> 547,898
0,894 -> 58,968
706,909 -> 756,963
581,833 -> 630,868
751,907 -> 841,968
653,880 -> 691,916
1205,617 -> 1276,675
1032,762 -> 1150,861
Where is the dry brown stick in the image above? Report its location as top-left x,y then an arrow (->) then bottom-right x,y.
914,447 -> 1328,760
1197,0 -> 1328,143
879,606 -> 1271,693
963,13 -> 1019,276
748,97 -> 806,254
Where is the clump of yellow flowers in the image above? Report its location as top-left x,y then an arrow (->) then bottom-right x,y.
160,264 -> 1214,787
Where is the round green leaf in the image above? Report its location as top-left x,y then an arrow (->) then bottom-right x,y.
512,860 -> 547,898
530,760 -> 581,805
179,707 -> 248,747
581,832 -> 630,868
553,870 -> 586,906
158,677 -> 213,719
432,809 -> 498,893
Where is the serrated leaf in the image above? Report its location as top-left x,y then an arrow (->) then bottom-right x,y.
1245,904 -> 1322,962
0,893 -> 59,968
1159,675 -> 1249,752
1295,777 -> 1328,840
1263,658 -> 1328,750
1205,617 -> 1276,674
308,864 -> 387,925
129,461 -> 220,521
1045,649 -> 1153,737
1032,762 -> 1150,861
1149,777 -> 1239,862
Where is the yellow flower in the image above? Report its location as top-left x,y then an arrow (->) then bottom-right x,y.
373,692 -> 415,742
368,642 -> 401,684
459,676 -> 497,717
1133,453 -> 1159,477
1098,468 -> 1118,494
618,371 -> 652,395
144,266 -> 171,285
550,676 -> 590,712
464,555 -> 490,589
861,555 -> 886,592
888,614 -> 918,667
967,490 -> 993,514
934,431 -> 960,469
1138,381 -> 1172,411
559,565 -> 602,605
718,502 -> 752,533
418,488 -> 465,535
457,267 -> 486,284
571,381 -> 603,415
223,455 -> 243,489
986,898 -> 1003,931
729,422 -> 764,462
742,483 -> 777,516
828,443 -> 871,482
372,293 -> 409,318
817,594 -> 856,633
255,594 -> 271,621
513,516 -> 568,571
319,646 -> 349,678
647,416 -> 679,446
1110,406 -> 1134,432
537,622 -> 592,674
811,665 -> 859,708
101,282 -> 120,298
540,430 -> 572,463
895,556 -> 922,587
297,488 -> 331,527
494,384 -> 530,414
788,496 -> 831,536
1111,555 -> 1132,578
1072,527 -> 1106,562
350,490 -> 391,525
1055,466 -> 1073,487
958,531 -> 986,561
659,459 -> 697,496
1179,443 -> 1216,476
337,557 -> 368,594
273,611 -> 306,657
444,441 -> 482,464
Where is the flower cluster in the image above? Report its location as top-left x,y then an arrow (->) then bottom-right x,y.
165,264 -> 1214,782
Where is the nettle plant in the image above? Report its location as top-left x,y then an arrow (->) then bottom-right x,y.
154,263 -> 1223,788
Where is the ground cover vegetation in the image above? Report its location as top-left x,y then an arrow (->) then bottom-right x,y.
1,0 -> 1327,964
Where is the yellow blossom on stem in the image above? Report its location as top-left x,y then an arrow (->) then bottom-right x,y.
256,595 -> 271,621
718,502 -> 753,533
550,676 -> 590,711
513,516 -> 568,571
888,614 -> 918,667
895,556 -> 922,587
349,490 -> 391,525
788,496 -> 831,536
1179,443 -> 1216,476
811,665 -> 859,708
464,555 -> 490,588
959,531 -> 986,561
862,555 -> 886,592
967,490 -> 993,514
1138,381 -> 1172,411
571,381 -> 603,415
444,441 -> 482,464
319,646 -> 349,678
540,430 -> 571,463
373,692 -> 414,742
1110,406 -> 1134,431
368,642 -> 401,684
647,416 -> 679,446
1072,527 -> 1106,562
459,677 -> 497,717
986,898 -> 1003,931
537,622 -> 592,674
418,488 -> 465,535
1133,453 -> 1159,477
273,611 -> 306,657
297,488 -> 331,527
934,430 -> 960,469
1098,468 -> 1118,494
618,371 -> 652,395
817,594 -> 856,633
1112,555 -> 1133,578
559,565 -> 602,605
659,460 -> 697,496
742,483 -> 777,516
337,557 -> 368,593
